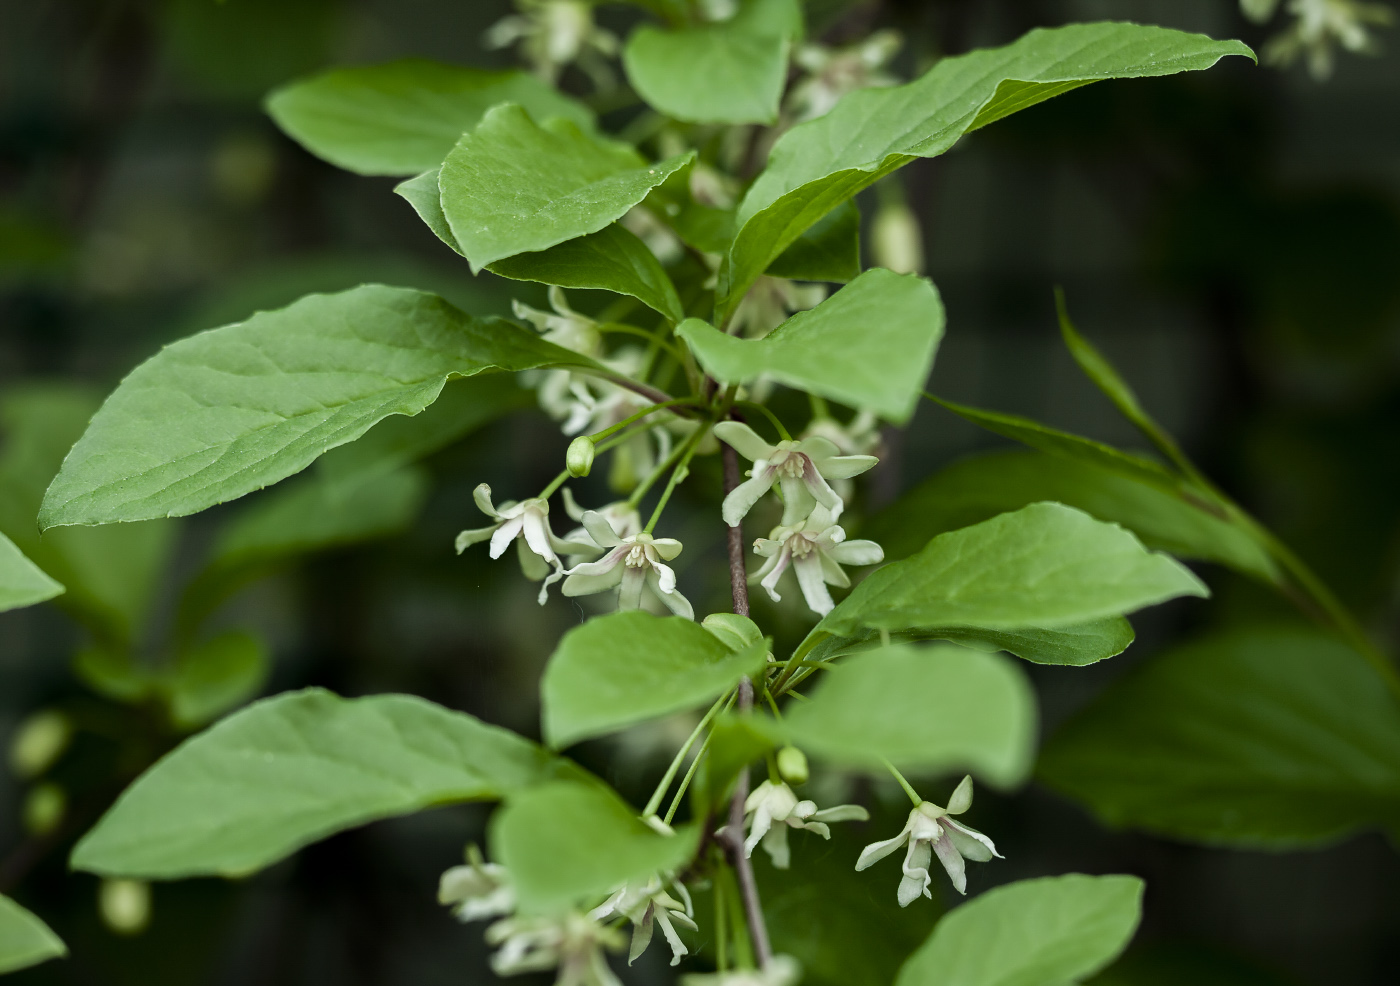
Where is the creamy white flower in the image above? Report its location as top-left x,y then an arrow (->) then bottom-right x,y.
1262,0 -> 1394,79
515,287 -> 604,357
562,511 -> 693,619
485,0 -> 619,85
855,776 -> 1001,904
680,954 -> 803,986
438,850 -> 515,922
714,421 -> 878,527
728,276 -> 827,340
802,411 -> 881,457
750,512 -> 883,616
560,489 -> 642,564
455,485 -> 589,603
787,30 -> 902,122
588,873 -> 696,966
740,780 -> 869,869
486,911 -> 624,985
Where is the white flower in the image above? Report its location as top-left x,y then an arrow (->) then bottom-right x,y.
455,485 -> 588,603
855,776 -> 1001,904
728,276 -> 827,340
561,511 -> 694,619
714,421 -> 878,527
750,512 -> 883,616
787,30 -> 902,122
680,954 -> 803,986
438,850 -> 515,922
514,287 -> 604,357
484,0 -> 620,85
588,873 -> 697,966
486,911 -> 624,986
560,489 -> 642,564
1262,0 -> 1394,79
740,780 -> 869,869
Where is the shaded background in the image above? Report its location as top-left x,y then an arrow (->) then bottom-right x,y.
2,0 -> 1399,983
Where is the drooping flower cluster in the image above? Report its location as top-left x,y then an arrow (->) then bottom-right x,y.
485,0 -> 620,87
562,510 -> 694,618
588,873 -> 697,966
714,421 -> 884,616
740,780 -> 868,868
1243,0 -> 1395,79
855,776 -> 1002,904
456,485 -> 592,604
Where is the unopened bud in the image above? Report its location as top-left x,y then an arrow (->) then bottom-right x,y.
566,435 -> 595,477
9,710 -> 72,779
777,746 -> 809,785
22,783 -> 66,835
99,879 -> 151,936
872,201 -> 924,275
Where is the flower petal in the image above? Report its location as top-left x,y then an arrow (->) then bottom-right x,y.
654,909 -> 689,967
651,560 -> 678,595
628,906 -> 655,965
722,469 -> 777,527
829,539 -> 884,567
855,831 -> 908,871
562,566 -> 624,597
714,421 -> 776,462
799,460 -> 846,515
649,538 -> 684,561
817,453 -> 880,480
619,566 -> 647,610
944,818 -> 1000,861
648,569 -> 693,619
793,553 -> 835,616
517,537 -> 552,581
760,822 -> 792,869
489,516 -> 525,559
946,775 -> 974,815
931,832 -> 967,894
898,839 -> 933,907
473,483 -> 499,518
744,804 -> 775,858
795,435 -> 842,460
818,551 -> 851,588
581,510 -> 624,548
561,487 -> 587,521
810,804 -> 869,824
759,545 -> 792,602
455,525 -> 500,553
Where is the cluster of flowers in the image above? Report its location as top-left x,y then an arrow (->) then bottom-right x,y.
1243,0 -> 1395,79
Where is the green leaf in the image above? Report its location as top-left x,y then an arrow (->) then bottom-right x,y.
765,198 -> 861,283
678,268 -> 944,423
782,643 -> 1036,787
864,449 -> 1281,585
814,617 -> 1136,668
623,0 -> 801,125
395,167 -> 463,257
0,895 -> 66,974
823,502 -> 1208,637
168,631 -> 271,729
489,223 -> 686,323
438,103 -> 693,271
39,285 -> 592,529
542,612 -> 767,749
490,780 -> 701,914
895,874 -> 1144,986
0,533 -> 63,613
0,385 -> 176,642
719,22 -> 1253,320
71,688 -> 573,878
265,59 -> 594,176
1039,626 -> 1400,848
694,714 -> 776,814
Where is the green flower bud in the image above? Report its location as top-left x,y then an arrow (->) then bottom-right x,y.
99,879 -> 151,936
9,710 -> 72,779
777,745 -> 809,785
566,435 -> 595,477
22,783 -> 65,836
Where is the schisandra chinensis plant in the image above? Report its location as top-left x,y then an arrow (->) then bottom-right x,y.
17,6 -> 1395,985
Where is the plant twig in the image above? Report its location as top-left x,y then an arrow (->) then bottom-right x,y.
717,441 -> 773,968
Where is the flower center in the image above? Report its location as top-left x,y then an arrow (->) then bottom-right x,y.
773,450 -> 807,479
624,544 -> 649,567
788,532 -> 819,557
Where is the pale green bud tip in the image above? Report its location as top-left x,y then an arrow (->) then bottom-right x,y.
99,879 -> 151,936
566,435 -> 595,477
9,709 -> 73,779
777,746 -> 809,785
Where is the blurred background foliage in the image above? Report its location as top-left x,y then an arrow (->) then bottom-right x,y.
1,0 -> 1398,983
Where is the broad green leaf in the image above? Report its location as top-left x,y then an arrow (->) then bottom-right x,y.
0,895 -> 66,974
813,617 -> 1136,669
864,449 -> 1281,585
895,874 -> 1144,986
718,23 -> 1253,320
678,268 -> 944,423
929,395 -> 1185,491
782,644 -> 1036,787
824,502 -> 1207,637
694,714 -> 776,815
168,631 -> 270,729
395,167 -> 463,257
490,223 -> 687,323
318,373 -> 531,484
439,103 -> 693,271
765,198 -> 861,283
71,688 -> 574,878
490,780 -> 701,913
0,534 -> 62,613
623,0 -> 801,125
0,385 -> 175,642
542,612 -> 767,749
265,59 -> 594,176
40,285 -> 592,529
1039,626 -> 1400,848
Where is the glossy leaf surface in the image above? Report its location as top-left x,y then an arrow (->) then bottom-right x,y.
0,534 -> 62,613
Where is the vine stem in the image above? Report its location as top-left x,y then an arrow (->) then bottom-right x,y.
718,441 -> 773,969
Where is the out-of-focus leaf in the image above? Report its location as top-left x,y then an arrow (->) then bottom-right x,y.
0,385 -> 175,642
813,617 -> 1136,669
490,781 -> 700,914
1039,626 -> 1400,848
694,714 -> 776,816
542,612 -> 766,749
765,199 -> 861,283
266,59 -> 594,176
895,874 -> 1143,986
0,895 -> 66,974
72,689 -> 573,878
438,103 -> 692,271
623,0 -> 801,125
864,449 -> 1280,585
782,644 -> 1036,787
678,269 -> 943,423
718,23 -> 1253,320
40,286 -> 592,528
168,631 -> 271,729
822,503 -> 1208,637
0,534 -> 62,613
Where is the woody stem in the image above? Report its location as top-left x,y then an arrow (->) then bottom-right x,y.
719,441 -> 774,968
